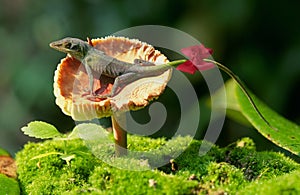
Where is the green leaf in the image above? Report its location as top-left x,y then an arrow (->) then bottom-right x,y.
67,124 -> 83,139
0,174 -> 20,195
67,123 -> 105,140
21,121 -> 63,139
221,79 -> 300,156
75,123 -> 115,160
60,154 -> 76,165
0,148 -> 10,156
74,123 -> 109,139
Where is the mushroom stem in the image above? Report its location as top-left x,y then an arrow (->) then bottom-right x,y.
111,114 -> 127,156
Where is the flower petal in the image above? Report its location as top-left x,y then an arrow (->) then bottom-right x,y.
176,61 -> 197,74
181,45 -> 213,58
179,44 -> 215,73
194,62 -> 215,71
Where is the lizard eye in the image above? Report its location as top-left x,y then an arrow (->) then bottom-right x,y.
65,43 -> 72,49
70,44 -> 80,51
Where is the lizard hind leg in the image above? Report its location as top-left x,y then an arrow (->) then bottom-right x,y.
90,73 -> 137,99
109,72 -> 139,97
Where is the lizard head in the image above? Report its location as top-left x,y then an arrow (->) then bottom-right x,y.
50,37 -> 90,60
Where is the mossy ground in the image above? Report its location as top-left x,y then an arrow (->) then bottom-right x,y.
16,135 -> 300,194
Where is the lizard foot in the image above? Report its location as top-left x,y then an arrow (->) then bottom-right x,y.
85,94 -> 110,102
81,91 -> 111,101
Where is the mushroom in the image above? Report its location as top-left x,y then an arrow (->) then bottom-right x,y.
53,36 -> 172,156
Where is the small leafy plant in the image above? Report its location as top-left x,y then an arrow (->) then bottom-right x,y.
21,121 -> 104,165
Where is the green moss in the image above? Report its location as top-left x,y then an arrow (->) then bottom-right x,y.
88,167 -> 197,195
16,136 -> 300,194
237,169 -> 300,194
214,138 -> 299,181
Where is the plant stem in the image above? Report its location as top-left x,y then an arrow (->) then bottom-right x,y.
204,58 -> 277,131
111,114 -> 127,156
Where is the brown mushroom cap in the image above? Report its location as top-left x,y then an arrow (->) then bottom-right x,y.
53,36 -> 172,121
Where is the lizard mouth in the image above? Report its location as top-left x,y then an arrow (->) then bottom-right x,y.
49,42 -> 64,52
53,36 -> 172,121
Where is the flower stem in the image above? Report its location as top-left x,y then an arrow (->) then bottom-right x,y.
111,114 -> 127,156
204,58 -> 277,131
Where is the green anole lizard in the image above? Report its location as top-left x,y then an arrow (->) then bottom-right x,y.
50,37 -> 185,97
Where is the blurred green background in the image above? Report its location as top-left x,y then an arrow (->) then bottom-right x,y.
0,0 -> 299,154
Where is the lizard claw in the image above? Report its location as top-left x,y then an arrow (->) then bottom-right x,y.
84,93 -> 111,102
81,90 -> 111,100
91,91 -> 97,96
94,94 -> 111,99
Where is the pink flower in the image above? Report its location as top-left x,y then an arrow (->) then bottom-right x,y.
177,44 -> 214,74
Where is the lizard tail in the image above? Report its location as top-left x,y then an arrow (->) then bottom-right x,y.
139,59 -> 187,75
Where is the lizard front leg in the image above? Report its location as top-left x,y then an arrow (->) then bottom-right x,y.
84,64 -> 96,95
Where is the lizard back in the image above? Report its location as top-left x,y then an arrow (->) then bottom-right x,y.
84,48 -> 134,78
